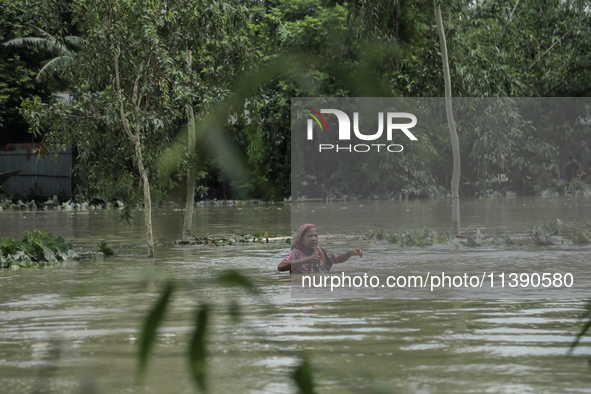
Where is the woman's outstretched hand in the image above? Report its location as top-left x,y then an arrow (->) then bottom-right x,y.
347,248 -> 363,258
338,248 -> 363,264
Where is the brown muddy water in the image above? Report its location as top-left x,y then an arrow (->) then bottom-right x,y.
1,196 -> 591,393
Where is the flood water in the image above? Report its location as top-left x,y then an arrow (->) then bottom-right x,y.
1,196 -> 591,393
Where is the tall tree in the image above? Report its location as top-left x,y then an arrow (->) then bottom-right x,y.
183,50 -> 197,243
433,0 -> 460,233
22,0 -> 248,256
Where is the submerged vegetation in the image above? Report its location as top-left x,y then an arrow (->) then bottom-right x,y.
173,232 -> 291,246
362,219 -> 591,248
530,220 -> 564,246
0,230 -> 78,268
96,240 -> 114,256
0,194 -> 126,211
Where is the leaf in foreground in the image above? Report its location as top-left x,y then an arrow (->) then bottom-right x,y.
568,318 -> 591,355
215,270 -> 258,294
137,282 -> 174,379
188,304 -> 209,392
293,356 -> 317,394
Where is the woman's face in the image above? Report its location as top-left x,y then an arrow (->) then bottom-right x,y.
301,228 -> 318,251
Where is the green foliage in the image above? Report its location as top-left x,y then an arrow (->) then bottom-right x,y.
136,270 -> 260,392
95,240 -> 114,256
569,301 -> 591,355
460,236 -> 481,247
0,229 -> 78,268
187,232 -> 277,246
569,317 -> 591,355
188,304 -> 209,392
530,220 -> 563,246
191,236 -> 234,246
0,1 -> 52,145
135,270 -> 320,392
571,232 -> 591,245
570,220 -> 591,245
492,230 -> 515,246
293,356 -> 317,394
20,0 -> 251,208
283,0 -> 591,197
388,227 -> 434,247
2,26 -> 80,83
233,232 -> 269,244
0,237 -> 18,258
137,282 -> 174,381
366,220 -> 591,247
10,0 -> 591,201
44,195 -> 59,208
215,270 -> 259,295
364,223 -> 387,240
434,230 -> 457,244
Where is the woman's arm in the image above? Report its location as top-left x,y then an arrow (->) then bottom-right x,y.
336,248 -> 363,264
278,253 -> 321,271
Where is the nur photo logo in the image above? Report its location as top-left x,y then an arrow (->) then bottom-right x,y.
302,107 -> 419,153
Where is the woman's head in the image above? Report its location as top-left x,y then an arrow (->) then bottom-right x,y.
292,223 -> 318,250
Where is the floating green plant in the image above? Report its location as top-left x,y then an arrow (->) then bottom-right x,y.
571,232 -> 591,245
530,220 -> 563,246
96,240 -> 115,256
387,227 -> 433,247
0,230 -> 79,269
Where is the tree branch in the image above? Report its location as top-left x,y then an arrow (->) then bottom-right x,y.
132,55 -> 147,118
114,45 -> 135,142
137,52 -> 152,132
508,0 -> 519,23
527,31 -> 569,71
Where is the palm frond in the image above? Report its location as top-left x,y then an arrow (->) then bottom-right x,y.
30,25 -> 55,41
65,36 -> 84,47
3,37 -> 73,57
36,55 -> 74,83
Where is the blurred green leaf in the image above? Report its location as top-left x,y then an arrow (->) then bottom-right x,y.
215,270 -> 258,295
228,299 -> 241,323
571,232 -> 590,245
188,304 -> 209,392
293,356 -> 316,394
569,317 -> 591,355
138,282 -> 174,380
462,237 -> 481,247
96,240 -> 115,256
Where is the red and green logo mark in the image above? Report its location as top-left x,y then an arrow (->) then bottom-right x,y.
303,107 -> 328,132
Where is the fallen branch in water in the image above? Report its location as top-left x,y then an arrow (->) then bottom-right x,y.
170,234 -> 291,246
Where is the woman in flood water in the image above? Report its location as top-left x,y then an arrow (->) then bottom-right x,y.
278,223 -> 363,273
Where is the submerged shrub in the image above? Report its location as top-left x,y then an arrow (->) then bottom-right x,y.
571,232 -> 591,245
387,227 -> 434,247
96,240 -> 115,256
530,220 -> 563,246
0,230 -> 79,269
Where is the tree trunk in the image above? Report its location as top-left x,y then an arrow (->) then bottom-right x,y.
135,138 -> 155,257
114,52 -> 155,257
433,0 -> 461,234
182,49 -> 196,243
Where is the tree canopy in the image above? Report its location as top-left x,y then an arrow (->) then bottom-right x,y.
5,0 -> 591,204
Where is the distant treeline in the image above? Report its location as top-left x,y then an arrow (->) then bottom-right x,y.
1,0 -> 590,201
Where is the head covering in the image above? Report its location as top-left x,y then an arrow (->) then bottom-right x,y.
291,223 -> 334,273
291,223 -> 316,250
